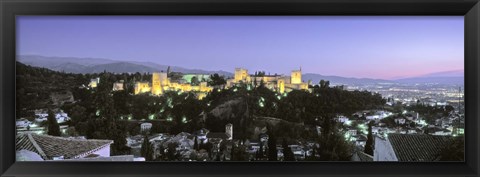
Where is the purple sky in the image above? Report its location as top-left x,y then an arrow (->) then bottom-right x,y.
17,16 -> 464,79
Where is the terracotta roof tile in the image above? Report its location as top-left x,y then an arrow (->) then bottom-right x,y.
16,133 -> 113,160
388,134 -> 452,161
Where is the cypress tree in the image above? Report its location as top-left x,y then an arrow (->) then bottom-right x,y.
268,135 -> 277,161
193,136 -> 199,151
141,135 -> 153,161
47,109 -> 61,136
282,139 -> 295,161
364,121 -> 374,156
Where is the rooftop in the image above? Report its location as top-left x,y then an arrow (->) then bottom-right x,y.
16,133 -> 113,160
206,132 -> 229,139
388,134 -> 452,161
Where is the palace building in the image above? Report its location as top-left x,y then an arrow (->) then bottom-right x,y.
132,67 -> 309,99
134,71 -> 213,99
226,68 -> 309,93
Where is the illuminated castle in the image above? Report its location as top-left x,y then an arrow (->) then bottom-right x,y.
132,67 -> 308,99
134,71 -> 213,99
226,68 -> 309,93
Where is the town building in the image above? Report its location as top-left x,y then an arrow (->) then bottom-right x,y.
112,80 -> 125,91
88,77 -> 100,88
140,122 -> 153,133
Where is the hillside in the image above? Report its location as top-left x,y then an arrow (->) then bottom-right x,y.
17,55 -> 233,76
16,62 -> 88,118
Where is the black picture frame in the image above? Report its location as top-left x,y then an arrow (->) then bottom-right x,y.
1,0 -> 479,176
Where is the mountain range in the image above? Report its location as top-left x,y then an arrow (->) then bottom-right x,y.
17,55 -> 463,85
17,55 -> 232,76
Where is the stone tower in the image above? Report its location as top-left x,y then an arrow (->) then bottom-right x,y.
234,68 -> 249,83
152,72 -> 168,95
291,69 -> 302,84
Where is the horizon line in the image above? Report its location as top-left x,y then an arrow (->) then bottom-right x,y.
16,54 -> 464,80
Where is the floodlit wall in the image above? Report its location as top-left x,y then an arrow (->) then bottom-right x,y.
134,82 -> 151,95
291,70 -> 302,84
234,68 -> 249,83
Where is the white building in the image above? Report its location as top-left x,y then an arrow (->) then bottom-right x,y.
140,123 -> 153,133
16,118 -> 31,128
112,80 -> 125,91
394,118 -> 406,125
55,112 -> 70,123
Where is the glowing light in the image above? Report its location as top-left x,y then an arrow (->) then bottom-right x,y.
96,110 -> 100,116
149,114 -> 155,120
258,100 -> 265,108
233,88 -> 238,92
167,98 -> 173,108
128,115 -> 132,120
345,120 -> 352,126
277,95 -> 281,100
247,85 -> 252,91
182,116 -> 188,123
167,116 -> 173,122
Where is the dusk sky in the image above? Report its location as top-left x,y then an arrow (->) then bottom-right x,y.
17,16 -> 464,80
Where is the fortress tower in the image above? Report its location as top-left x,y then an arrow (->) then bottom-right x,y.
277,78 -> 285,94
234,68 -> 249,83
134,82 -> 151,95
152,72 -> 168,95
291,68 -> 302,84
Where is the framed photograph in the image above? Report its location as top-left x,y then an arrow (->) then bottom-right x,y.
1,0 -> 479,176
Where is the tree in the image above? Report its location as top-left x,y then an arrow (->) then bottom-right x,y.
141,135 -> 154,161
167,142 -> 179,161
191,76 -> 200,86
282,139 -> 295,161
318,117 -> 353,161
255,142 -> 263,160
445,105 -> 455,114
47,109 -> 61,136
319,80 -> 330,88
208,73 -> 227,86
158,145 -> 165,161
439,136 -> 464,161
364,121 -> 374,156
193,136 -> 199,151
69,105 -> 86,125
268,129 -> 277,161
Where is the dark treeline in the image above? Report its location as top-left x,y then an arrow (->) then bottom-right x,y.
204,81 -> 385,125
